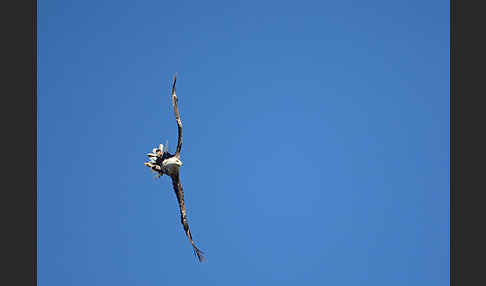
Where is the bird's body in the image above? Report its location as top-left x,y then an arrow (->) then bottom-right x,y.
144,75 -> 205,262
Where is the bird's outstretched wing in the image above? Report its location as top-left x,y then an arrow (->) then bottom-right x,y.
169,171 -> 205,262
171,75 -> 183,158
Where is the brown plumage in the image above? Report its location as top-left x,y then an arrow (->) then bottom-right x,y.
170,171 -> 205,262
171,75 -> 183,159
144,74 -> 205,262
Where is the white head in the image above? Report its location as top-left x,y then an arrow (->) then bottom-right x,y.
174,157 -> 183,167
162,156 -> 183,174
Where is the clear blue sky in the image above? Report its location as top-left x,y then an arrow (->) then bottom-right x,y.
38,0 -> 449,285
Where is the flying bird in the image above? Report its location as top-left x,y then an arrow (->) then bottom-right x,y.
144,75 -> 205,262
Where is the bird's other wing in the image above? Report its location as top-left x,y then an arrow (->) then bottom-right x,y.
171,75 -> 183,158
170,171 -> 205,262
164,140 -> 169,153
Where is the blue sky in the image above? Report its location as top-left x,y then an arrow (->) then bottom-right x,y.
38,0 -> 449,285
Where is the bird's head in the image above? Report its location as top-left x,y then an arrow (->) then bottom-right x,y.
174,157 -> 183,167
162,156 -> 183,171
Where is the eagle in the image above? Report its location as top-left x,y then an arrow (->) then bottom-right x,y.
144,75 -> 205,262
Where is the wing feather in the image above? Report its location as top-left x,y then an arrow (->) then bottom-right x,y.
170,172 -> 205,262
171,75 -> 183,158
